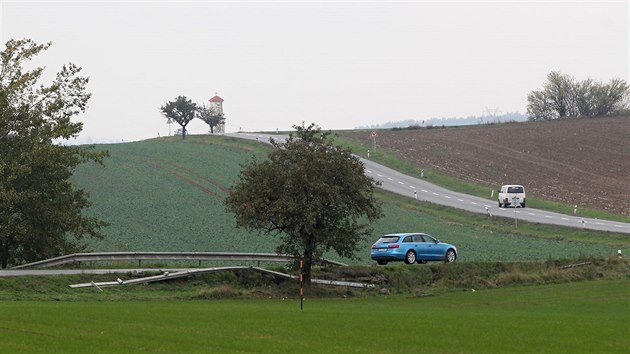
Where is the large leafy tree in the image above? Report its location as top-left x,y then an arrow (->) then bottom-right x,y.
0,38 -> 108,268
160,96 -> 197,139
196,103 -> 225,134
224,123 -> 383,284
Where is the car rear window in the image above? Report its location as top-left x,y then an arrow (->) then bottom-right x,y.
507,186 -> 524,193
376,236 -> 399,244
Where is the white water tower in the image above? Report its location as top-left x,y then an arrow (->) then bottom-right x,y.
209,94 -> 225,133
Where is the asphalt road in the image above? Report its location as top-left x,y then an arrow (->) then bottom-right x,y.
227,132 -> 630,234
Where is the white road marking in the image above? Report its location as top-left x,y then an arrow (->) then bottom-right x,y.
432,193 -> 439,196
421,190 -> 428,193
445,196 -> 451,199
471,202 -> 478,205
398,181 -> 405,185
387,177 -> 393,181
545,215 -> 553,218
457,199 -> 464,202
377,174 -> 383,177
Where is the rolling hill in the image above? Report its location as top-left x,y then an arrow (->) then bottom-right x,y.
70,134 -> 624,264
341,116 -> 630,216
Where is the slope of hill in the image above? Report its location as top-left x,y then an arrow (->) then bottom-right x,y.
342,116 -> 630,216
71,136 -> 269,253
69,135 -> 624,264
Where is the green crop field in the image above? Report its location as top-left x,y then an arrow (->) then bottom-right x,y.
1,279 -> 627,353
69,135 -> 627,265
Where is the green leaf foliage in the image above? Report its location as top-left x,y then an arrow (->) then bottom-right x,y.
0,38 -> 108,268
160,95 -> 197,139
224,123 -> 383,283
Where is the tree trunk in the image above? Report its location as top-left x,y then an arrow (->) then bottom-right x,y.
302,234 -> 316,286
181,124 -> 187,139
0,239 -> 8,269
209,125 -> 214,134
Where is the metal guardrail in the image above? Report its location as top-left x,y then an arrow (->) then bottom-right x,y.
12,252 -> 347,269
68,266 -> 372,289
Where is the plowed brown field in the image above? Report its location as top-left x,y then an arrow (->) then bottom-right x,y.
342,116 -> 629,216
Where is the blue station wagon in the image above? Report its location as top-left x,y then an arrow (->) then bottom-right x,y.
370,233 -> 457,265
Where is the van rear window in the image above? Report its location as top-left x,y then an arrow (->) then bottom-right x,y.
508,186 -> 524,193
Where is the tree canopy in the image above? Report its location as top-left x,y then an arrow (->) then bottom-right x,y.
160,96 -> 197,139
0,38 -> 108,268
196,103 -> 226,134
224,123 -> 383,284
527,71 -> 629,121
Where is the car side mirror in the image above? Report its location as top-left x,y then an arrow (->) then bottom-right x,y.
435,240 -> 440,244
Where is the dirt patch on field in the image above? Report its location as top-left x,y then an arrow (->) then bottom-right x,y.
341,116 -> 629,216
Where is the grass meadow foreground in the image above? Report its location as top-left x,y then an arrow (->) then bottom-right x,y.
1,279 -> 628,353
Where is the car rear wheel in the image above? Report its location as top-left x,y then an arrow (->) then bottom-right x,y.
444,249 -> 456,263
404,250 -> 416,264
377,260 -> 388,265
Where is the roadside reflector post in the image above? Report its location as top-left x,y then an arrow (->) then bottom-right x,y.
300,259 -> 304,310
491,190 -> 494,199
367,149 -> 370,158
371,131 -> 377,150
618,250 -> 623,259
414,190 -> 417,199
574,205 -> 578,215
421,169 -> 424,178
512,196 -> 518,227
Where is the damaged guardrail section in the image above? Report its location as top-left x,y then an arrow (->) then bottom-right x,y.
69,266 -> 373,289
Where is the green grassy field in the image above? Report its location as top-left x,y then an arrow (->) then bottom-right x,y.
5,132 -> 625,354
68,135 -> 628,265
1,279 -> 627,353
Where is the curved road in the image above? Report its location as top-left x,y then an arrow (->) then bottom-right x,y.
227,132 -> 630,234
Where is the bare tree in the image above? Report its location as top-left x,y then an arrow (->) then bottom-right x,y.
197,104 -> 226,134
527,71 -> 629,120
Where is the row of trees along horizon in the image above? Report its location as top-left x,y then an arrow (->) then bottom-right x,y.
2,38 -> 630,281
362,72 -> 630,130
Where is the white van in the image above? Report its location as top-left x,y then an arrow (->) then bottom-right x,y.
498,185 -> 526,208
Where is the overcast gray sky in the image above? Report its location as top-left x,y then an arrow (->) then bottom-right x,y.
2,0 -> 628,142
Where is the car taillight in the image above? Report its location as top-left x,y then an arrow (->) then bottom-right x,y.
388,244 -> 399,248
